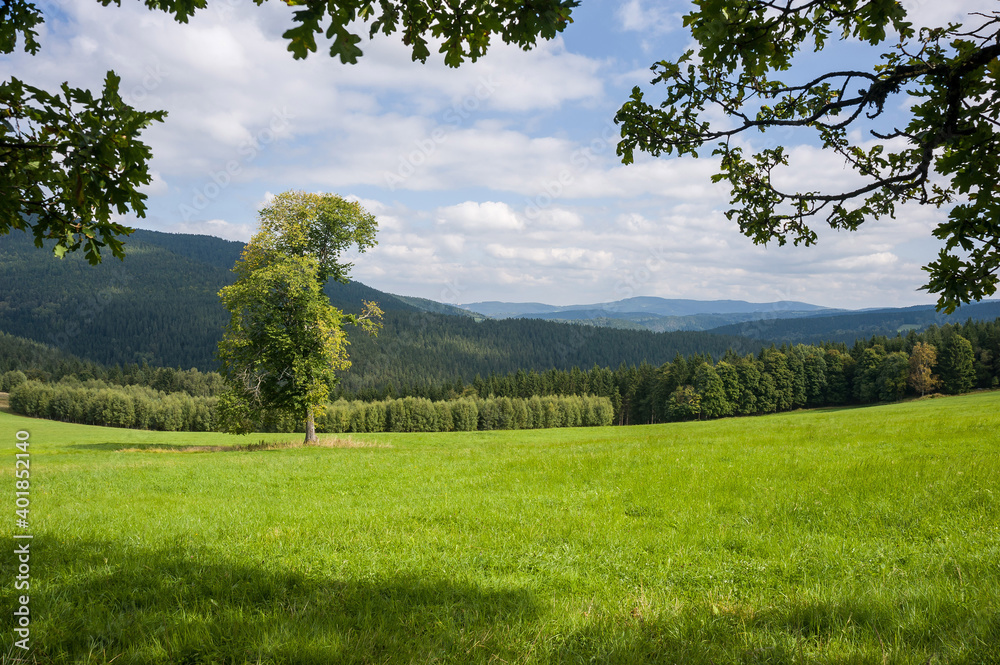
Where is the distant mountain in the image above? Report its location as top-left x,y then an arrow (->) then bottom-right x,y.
457,296 -> 838,332
522,308 -> 852,333
392,294 -> 483,318
460,296 -> 831,318
708,302 -> 1000,345
455,301 -> 563,318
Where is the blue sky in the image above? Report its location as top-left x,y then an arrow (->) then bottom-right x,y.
3,0 -> 990,308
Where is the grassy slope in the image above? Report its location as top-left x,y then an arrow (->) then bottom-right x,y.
2,394 -> 999,664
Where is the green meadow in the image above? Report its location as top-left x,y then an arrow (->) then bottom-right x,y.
2,392 -> 999,664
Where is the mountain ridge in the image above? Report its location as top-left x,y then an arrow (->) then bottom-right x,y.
459,296 -> 833,319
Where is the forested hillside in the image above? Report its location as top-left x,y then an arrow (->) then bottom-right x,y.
337,312 -> 761,393
0,230 -> 414,369
0,231 -> 761,386
6,319 -> 999,433
710,302 -> 1000,344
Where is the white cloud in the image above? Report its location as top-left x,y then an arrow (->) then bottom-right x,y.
170,218 -> 254,242
533,208 -> 584,231
436,201 -> 524,231
617,0 -> 677,34
2,0 -> 961,310
902,0 -> 993,31
485,244 -> 614,269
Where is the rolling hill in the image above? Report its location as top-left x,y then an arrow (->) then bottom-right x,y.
0,230 -> 762,391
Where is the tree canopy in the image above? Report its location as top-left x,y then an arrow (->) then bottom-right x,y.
1,0 -> 577,263
249,190 -> 379,285
217,191 -> 382,442
113,0 -> 579,66
615,0 -> 1000,312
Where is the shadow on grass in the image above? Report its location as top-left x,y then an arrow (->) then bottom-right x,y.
2,536 -> 538,664
5,537 -> 1000,664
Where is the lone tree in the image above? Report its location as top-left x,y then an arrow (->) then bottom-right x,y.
217,191 -> 382,443
615,0 -> 1000,312
2,0 -> 578,263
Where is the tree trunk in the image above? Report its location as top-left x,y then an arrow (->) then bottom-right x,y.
305,406 -> 317,444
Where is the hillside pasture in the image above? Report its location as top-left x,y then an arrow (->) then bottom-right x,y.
2,393 -> 999,663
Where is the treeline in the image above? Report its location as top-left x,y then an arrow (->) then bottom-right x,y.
337,319 -> 1000,425
7,379 -> 612,433
329,311 -> 763,394
318,394 -> 614,433
8,379 -> 218,431
5,319 -> 1000,431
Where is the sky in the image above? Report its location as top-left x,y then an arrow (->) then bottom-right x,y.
3,0 -> 993,309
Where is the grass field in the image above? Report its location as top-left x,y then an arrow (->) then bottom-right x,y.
2,392 -> 999,664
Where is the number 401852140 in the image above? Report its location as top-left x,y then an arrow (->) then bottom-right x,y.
15,432 -> 29,521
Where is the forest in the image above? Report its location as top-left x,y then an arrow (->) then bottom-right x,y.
4,317 -> 997,432
0,230 -> 761,381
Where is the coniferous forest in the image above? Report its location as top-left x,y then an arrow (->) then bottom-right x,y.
4,316 -> 998,432
0,230 -> 760,382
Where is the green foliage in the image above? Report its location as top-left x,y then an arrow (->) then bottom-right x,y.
732,357 -> 760,415
451,398 -> 479,431
668,385 -> 701,421
799,345 -> 829,406
217,193 -> 382,440
876,351 -> 910,402
0,369 -> 27,392
218,254 -> 350,433
855,344 -> 887,403
251,191 -> 378,285
940,334 -> 976,395
693,362 -> 730,419
109,0 -> 578,66
4,0 -> 575,262
8,379 -> 218,431
760,348 -> 795,411
0,73 -> 164,263
615,1 -> 1000,311
823,348 -> 855,404
319,394 -> 613,434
